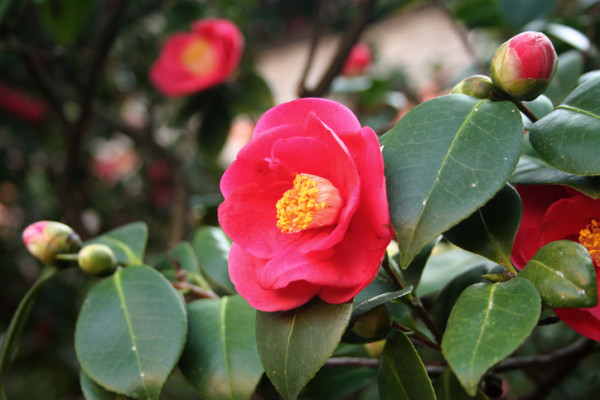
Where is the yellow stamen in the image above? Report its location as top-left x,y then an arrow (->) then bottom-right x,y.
579,218 -> 600,266
181,39 -> 217,76
276,173 -> 342,233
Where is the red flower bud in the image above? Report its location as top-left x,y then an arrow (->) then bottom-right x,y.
22,221 -> 81,265
342,43 -> 373,77
450,74 -> 494,99
78,244 -> 117,276
490,31 -> 558,101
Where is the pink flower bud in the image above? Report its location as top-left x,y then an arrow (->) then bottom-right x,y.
150,19 -> 244,97
78,244 -> 117,276
490,31 -> 558,101
342,43 -> 373,77
450,74 -> 494,99
22,221 -> 81,265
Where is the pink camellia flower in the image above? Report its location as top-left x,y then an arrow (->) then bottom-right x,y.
23,221 -> 81,265
150,19 -> 243,97
512,185 -> 600,341
342,43 -> 373,77
0,82 -> 46,124
490,31 -> 558,100
218,98 -> 393,311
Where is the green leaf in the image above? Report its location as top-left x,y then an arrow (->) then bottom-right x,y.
510,156 -> 600,199
193,226 -> 235,294
444,184 -> 522,269
530,74 -> 600,175
383,95 -> 523,267
378,331 -> 436,400
75,265 -> 187,400
441,278 -> 541,396
400,237 -> 440,292
352,288 -> 413,322
38,0 -> 94,46
452,0 -> 505,29
179,295 -> 263,400
542,50 -> 584,105
522,95 -> 554,129
499,0 -> 557,29
519,241 -> 598,308
299,366 -> 377,399
256,298 -> 353,400
433,368 -> 488,400
80,369 -> 125,400
168,242 -> 201,275
228,70 -> 274,116
198,94 -> 232,158
86,222 -> 148,265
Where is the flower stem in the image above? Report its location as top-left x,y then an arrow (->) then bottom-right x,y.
0,266 -> 59,397
513,100 -> 539,123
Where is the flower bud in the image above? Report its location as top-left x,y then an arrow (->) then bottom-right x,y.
78,244 -> 117,276
22,221 -> 81,265
342,43 -> 373,77
451,75 -> 494,99
490,31 -> 558,101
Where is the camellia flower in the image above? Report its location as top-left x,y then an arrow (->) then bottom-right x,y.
0,82 -> 46,124
490,31 -> 558,101
150,19 -> 243,97
218,98 -> 393,311
512,185 -> 600,341
342,43 -> 373,77
22,221 -> 82,265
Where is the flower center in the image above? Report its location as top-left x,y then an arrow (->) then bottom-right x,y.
276,173 -> 342,233
579,218 -> 600,266
181,38 -> 217,77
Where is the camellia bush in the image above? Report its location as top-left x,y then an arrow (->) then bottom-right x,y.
2,1 -> 600,400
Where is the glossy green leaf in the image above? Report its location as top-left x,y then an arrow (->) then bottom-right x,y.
383,95 -> 523,268
228,70 -> 275,116
299,366 -> 377,400
545,23 -> 591,52
441,278 -> 541,396
179,295 -> 263,400
256,298 -> 353,400
530,74 -> 600,175
522,95 -> 554,129
86,222 -> 148,265
352,288 -> 412,321
511,157 -> 600,199
75,265 -> 187,400
400,237 -> 440,292
433,368 -> 488,400
193,226 -> 235,294
542,50 -> 584,105
80,369 -> 124,400
444,184 -> 522,269
519,241 -> 598,308
378,331 -> 436,400
499,0 -> 557,29
452,0 -> 505,29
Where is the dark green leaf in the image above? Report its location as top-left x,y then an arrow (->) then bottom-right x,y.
511,157 -> 600,199
180,295 -> 263,400
80,369 -> 124,400
38,0 -> 94,45
198,95 -> 232,157
193,226 -> 235,294
530,74 -> 600,175
168,242 -> 201,275
543,50 -> 584,105
378,331 -> 436,400
441,278 -> 541,395
299,366 -> 377,400
75,265 -> 187,400
499,0 -> 556,29
545,23 -> 591,52
452,0 -> 505,29
228,70 -> 274,116
522,95 -> 554,129
444,184 -> 522,269
400,237 -> 440,292
433,368 -> 488,400
519,241 -> 598,308
383,95 -> 523,267
352,288 -> 413,322
256,298 -> 353,400
85,222 -> 148,265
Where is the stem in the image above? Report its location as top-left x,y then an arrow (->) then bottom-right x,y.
0,266 -> 59,397
513,100 -> 539,123
393,321 -> 441,351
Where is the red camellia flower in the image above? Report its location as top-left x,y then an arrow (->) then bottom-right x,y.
0,82 -> 46,124
512,185 -> 600,341
490,31 -> 558,100
150,19 -> 243,97
218,98 -> 393,311
342,43 -> 373,77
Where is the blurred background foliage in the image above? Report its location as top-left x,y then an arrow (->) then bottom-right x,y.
1,0 -> 599,398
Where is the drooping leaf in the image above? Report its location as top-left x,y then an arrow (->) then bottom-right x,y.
256,298 -> 353,400
542,50 -> 584,105
530,74 -> 600,175
75,265 -> 187,400
383,95 -> 523,268
433,368 -> 488,400
400,237 -> 440,291
85,222 -> 148,265
519,241 -> 598,308
179,295 -> 263,400
510,156 -> 600,199
441,278 -> 541,396
444,184 -> 522,269
193,226 -> 235,294
378,331 -> 436,400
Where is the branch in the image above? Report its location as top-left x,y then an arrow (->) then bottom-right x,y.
298,0 -> 376,98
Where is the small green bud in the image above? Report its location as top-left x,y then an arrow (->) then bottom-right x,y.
451,75 -> 494,99
22,221 -> 81,265
78,244 -> 117,276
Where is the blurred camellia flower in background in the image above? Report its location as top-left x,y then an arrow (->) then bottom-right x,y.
511,185 -> 600,342
218,98 -> 393,312
150,18 -> 244,96
89,135 -> 139,186
0,82 -> 46,124
342,42 -> 372,77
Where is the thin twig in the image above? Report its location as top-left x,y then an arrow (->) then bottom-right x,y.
172,281 -> 219,299
393,321 -> 441,351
